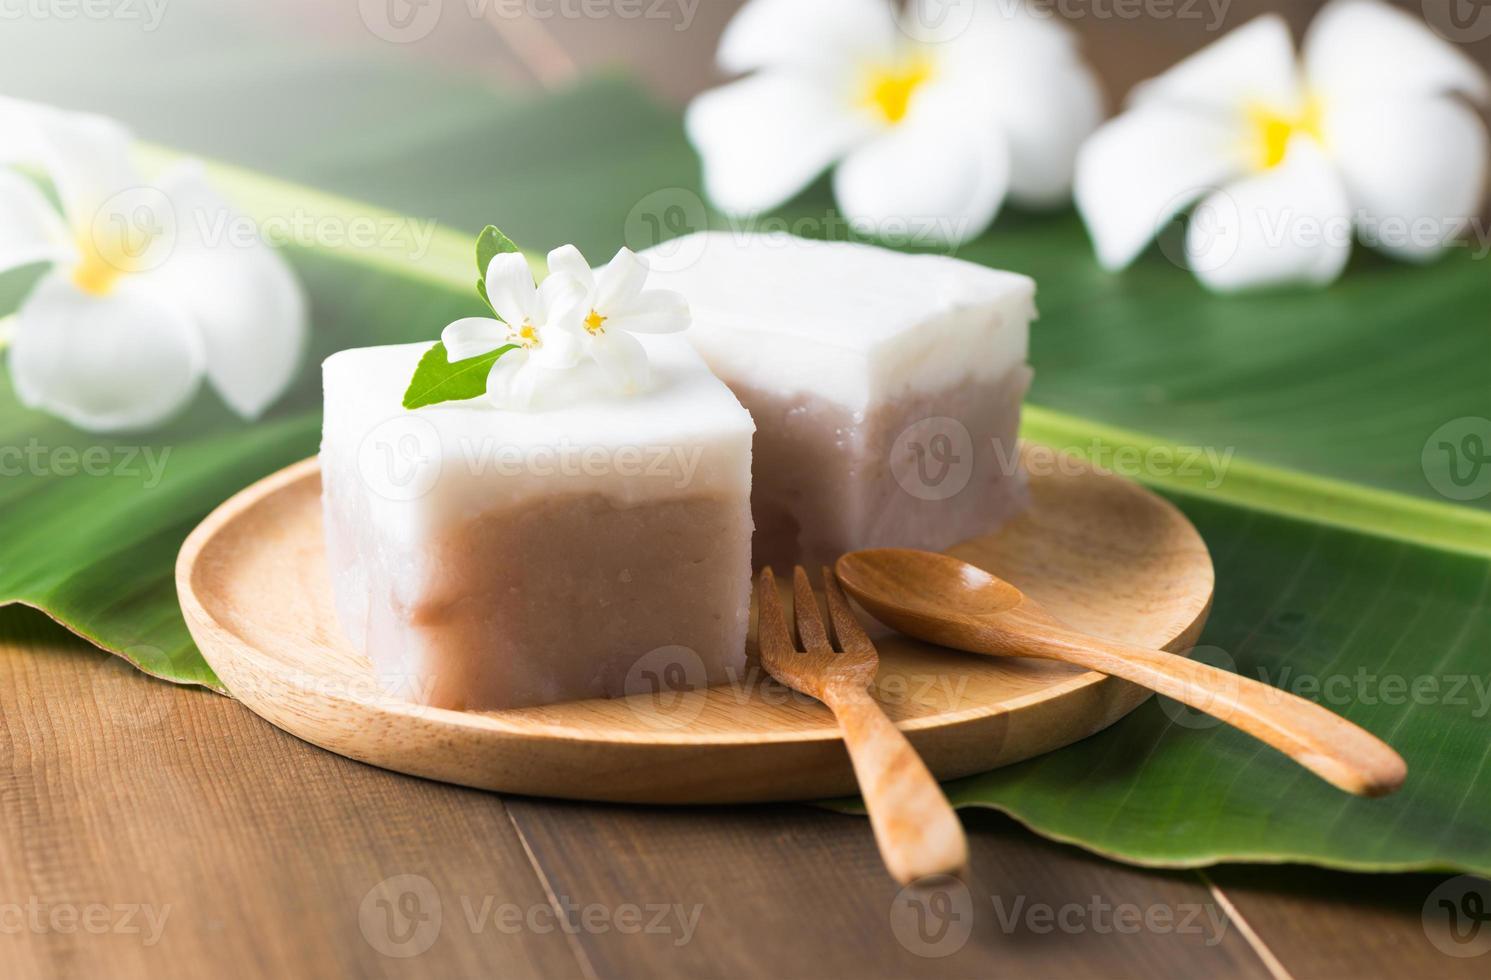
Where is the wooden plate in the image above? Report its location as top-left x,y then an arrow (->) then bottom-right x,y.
177,446 -> 1213,803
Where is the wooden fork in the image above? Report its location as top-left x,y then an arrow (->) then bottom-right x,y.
756,566 -> 969,884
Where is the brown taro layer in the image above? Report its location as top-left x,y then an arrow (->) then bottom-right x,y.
728,366 -> 1031,570
326,491 -> 751,711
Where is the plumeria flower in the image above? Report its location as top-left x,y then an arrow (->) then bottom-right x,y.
1074,0 -> 1490,292
0,97 -> 306,431
544,244 -> 690,392
686,0 -> 1103,245
440,252 -> 586,410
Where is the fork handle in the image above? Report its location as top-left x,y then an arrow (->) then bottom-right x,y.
824,684 -> 969,885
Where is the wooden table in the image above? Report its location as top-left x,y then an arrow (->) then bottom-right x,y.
6,3 -> 1489,977
1,608 -> 1481,978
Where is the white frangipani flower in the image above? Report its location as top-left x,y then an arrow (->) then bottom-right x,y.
440,252 -> 586,411
544,244 -> 690,393
1074,0 -> 1490,292
0,98 -> 307,431
686,0 -> 1103,245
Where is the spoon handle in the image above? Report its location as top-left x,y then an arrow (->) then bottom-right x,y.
824,684 -> 969,884
1018,628 -> 1407,797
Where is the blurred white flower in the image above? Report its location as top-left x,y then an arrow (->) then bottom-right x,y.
685,0 -> 1103,245
0,98 -> 307,431
1074,0 -> 1490,292
545,244 -> 690,393
440,251 -> 586,411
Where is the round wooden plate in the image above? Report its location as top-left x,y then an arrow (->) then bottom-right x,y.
177,446 -> 1213,803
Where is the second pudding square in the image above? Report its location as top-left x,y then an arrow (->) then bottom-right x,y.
646,232 -> 1035,570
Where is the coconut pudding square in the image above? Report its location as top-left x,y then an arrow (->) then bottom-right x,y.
320,334 -> 754,712
645,232 -> 1034,570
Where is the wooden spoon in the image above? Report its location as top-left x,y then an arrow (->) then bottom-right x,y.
835,548 -> 1407,798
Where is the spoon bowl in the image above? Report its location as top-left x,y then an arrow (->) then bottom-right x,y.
846,548 -> 1031,626
838,548 -> 1025,621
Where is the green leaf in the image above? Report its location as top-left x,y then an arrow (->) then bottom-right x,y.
475,224 -> 520,281
401,341 -> 518,409
1,23 -> 1488,876
474,227 -> 520,320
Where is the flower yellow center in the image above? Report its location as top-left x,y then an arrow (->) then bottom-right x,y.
1247,97 -> 1324,171
863,58 -> 932,125
583,309 -> 607,335
515,322 -> 540,348
71,235 -> 129,296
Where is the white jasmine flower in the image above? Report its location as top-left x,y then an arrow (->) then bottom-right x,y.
0,98 -> 306,431
1074,0 -> 1490,292
685,0 -> 1103,245
544,244 -> 690,393
440,252 -> 586,411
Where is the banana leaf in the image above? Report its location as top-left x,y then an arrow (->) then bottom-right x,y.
1,9 -> 1488,874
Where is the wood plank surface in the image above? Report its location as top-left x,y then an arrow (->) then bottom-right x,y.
5,589 -> 1489,979
1207,865 -> 1491,980
505,798 -> 1273,979
0,609 -> 583,980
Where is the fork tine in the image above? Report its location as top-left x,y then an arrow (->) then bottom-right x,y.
792,566 -> 833,652
823,567 -> 876,656
756,566 -> 794,661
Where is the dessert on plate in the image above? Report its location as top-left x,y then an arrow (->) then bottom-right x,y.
321,225 -> 1036,711
646,232 -> 1034,569
320,230 -> 754,711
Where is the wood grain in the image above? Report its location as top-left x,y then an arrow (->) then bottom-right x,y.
175,445 -> 1213,803
0,611 -> 581,980
4,608 -> 1484,980
503,800 -> 1278,979
1206,866 -> 1491,980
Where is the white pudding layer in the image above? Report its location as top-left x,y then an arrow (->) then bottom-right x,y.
644,231 -> 1034,411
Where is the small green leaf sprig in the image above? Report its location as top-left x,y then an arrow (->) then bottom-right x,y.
401,226 -> 521,410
